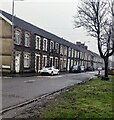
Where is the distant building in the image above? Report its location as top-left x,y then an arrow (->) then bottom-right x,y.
0,10 -> 104,74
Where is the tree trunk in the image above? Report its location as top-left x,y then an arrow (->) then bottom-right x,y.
104,57 -> 109,80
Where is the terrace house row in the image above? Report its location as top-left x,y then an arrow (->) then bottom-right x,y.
0,10 -> 104,74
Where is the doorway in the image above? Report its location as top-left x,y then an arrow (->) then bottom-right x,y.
36,56 -> 40,72
35,54 -> 40,72
15,54 -> 20,73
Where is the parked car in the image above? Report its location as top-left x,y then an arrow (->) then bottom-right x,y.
69,65 -> 81,73
109,67 -> 114,70
80,65 -> 85,72
39,66 -> 59,75
97,67 -> 102,71
86,66 -> 94,71
108,67 -> 114,75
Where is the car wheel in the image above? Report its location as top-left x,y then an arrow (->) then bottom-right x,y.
51,71 -> 53,76
57,71 -> 59,75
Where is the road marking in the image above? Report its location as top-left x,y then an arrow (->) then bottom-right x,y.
2,77 -> 12,79
36,75 -> 64,78
50,75 -> 64,78
24,80 -> 36,83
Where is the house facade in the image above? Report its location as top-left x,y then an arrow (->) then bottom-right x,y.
0,10 -> 104,74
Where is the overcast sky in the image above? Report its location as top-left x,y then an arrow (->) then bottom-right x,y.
1,0 -> 99,54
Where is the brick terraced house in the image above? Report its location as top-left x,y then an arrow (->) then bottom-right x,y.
0,10 -> 104,74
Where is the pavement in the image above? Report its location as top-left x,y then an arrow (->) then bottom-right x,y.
1,71 -> 99,112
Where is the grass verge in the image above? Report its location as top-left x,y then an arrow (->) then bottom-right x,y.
36,76 -> 113,119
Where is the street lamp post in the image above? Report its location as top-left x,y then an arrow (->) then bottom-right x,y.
11,0 -> 24,72
11,0 -> 14,72
83,41 -> 90,69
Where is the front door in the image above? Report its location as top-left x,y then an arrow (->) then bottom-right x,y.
36,56 -> 40,72
15,54 -> 20,73
67,59 -> 70,71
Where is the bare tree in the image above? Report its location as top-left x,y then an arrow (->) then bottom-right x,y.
74,0 -> 114,80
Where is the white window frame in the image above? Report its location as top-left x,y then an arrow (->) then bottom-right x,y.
43,38 -> 47,51
55,57 -> 58,68
81,52 -> 83,59
64,46 -> 67,55
80,52 -> 82,59
71,60 -> 73,67
25,33 -> 30,47
63,58 -> 67,68
55,43 -> 59,53
36,36 -> 41,50
24,54 -> 30,68
74,60 -> 76,65
85,53 -> 87,60
15,30 -> 21,45
60,45 -> 63,55
88,55 -> 90,60
75,50 -> 77,58
42,55 -> 47,67
50,56 -> 53,66
35,54 -> 40,72
77,51 -> 80,58
83,53 -> 85,60
68,47 -> 71,57
71,49 -> 74,58
50,41 -> 54,52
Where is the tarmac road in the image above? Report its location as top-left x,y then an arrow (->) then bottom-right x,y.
2,71 -> 98,110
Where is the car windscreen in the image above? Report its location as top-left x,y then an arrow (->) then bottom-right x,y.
73,66 -> 78,69
45,66 -> 52,68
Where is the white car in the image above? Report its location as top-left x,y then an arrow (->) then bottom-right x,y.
39,66 -> 59,75
80,65 -> 85,72
97,67 -> 102,71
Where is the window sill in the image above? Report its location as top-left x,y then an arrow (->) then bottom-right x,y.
25,46 -> 30,48
24,66 -> 30,68
14,43 -> 21,45
35,48 -> 40,50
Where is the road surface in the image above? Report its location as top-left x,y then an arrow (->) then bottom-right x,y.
2,71 -> 98,110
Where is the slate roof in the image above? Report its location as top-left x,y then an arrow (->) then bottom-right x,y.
0,10 -> 100,57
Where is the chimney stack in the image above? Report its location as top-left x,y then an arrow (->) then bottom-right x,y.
76,42 -> 88,50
